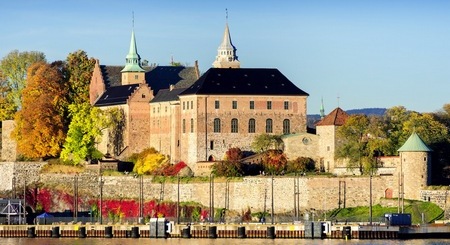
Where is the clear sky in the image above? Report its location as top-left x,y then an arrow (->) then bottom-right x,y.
1,0 -> 449,114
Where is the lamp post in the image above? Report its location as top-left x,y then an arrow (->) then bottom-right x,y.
271,175 -> 274,224
98,175 -> 103,224
209,173 -> 214,223
177,174 -> 180,224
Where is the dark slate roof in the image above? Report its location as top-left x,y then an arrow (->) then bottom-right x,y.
100,65 -> 198,93
179,68 -> 309,96
151,87 -> 187,103
95,84 -> 140,106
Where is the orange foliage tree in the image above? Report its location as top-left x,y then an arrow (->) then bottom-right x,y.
13,61 -> 68,159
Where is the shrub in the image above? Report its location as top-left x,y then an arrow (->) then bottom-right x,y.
154,161 -> 187,176
212,161 -> 243,177
132,148 -> 169,175
287,157 -> 315,173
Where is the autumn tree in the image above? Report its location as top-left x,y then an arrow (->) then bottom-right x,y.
132,148 -> 169,175
0,50 -> 46,119
66,50 -> 95,104
13,61 -> 68,159
60,102 -> 105,164
262,149 -> 287,175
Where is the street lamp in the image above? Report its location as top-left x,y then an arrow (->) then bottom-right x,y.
271,175 -> 274,224
98,175 -> 103,224
209,173 -> 214,223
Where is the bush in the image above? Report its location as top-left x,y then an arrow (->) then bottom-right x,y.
132,148 -> 169,175
287,157 -> 315,173
154,161 -> 188,176
212,161 -> 244,177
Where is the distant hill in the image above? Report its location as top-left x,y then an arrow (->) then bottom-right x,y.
307,108 -> 387,128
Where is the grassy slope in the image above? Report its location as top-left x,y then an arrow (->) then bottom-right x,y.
328,200 -> 443,224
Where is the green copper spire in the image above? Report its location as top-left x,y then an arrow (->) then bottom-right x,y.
121,29 -> 145,73
398,132 -> 432,152
320,97 -> 325,119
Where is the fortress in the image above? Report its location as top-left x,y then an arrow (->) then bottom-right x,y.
0,21 -> 444,215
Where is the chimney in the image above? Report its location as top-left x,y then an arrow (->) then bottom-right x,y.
169,84 -> 174,91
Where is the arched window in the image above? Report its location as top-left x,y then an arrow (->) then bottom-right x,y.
266,119 -> 273,133
214,118 -> 221,133
248,119 -> 256,133
283,119 -> 290,134
231,118 -> 238,133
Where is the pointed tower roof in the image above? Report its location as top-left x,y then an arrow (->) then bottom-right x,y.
316,107 -> 349,126
121,29 -> 145,73
398,132 -> 432,152
212,22 -> 240,68
320,98 -> 325,119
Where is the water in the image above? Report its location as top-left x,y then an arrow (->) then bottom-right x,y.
1,238 -> 449,245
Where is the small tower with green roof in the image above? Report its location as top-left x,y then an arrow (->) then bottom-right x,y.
121,29 -> 146,85
397,132 -> 432,200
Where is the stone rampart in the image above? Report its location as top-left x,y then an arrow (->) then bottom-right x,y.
37,173 -> 395,214
0,162 -> 46,192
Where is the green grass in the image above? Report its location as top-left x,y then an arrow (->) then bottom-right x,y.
328,200 -> 443,224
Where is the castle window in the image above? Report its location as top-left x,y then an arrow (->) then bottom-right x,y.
232,101 -> 237,109
142,94 -> 145,98
182,119 -> 186,133
231,118 -> 238,133
215,100 -> 220,109
214,118 -> 221,133
266,119 -> 273,133
135,75 -> 138,80
284,101 -> 289,110
165,106 -> 167,112
153,108 -> 155,113
210,140 -> 214,150
327,146 -> 330,151
424,157 -> 427,161
283,119 -> 290,134
250,101 -> 254,109
183,101 -> 185,110
191,101 -> 193,110
267,101 -> 272,110
190,118 -> 194,133
248,118 -> 256,133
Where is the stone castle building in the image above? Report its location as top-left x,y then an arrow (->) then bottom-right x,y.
89,22 -> 308,168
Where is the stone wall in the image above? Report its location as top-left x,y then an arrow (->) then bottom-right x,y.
0,162 -> 46,192
37,173 -> 398,214
1,120 -> 17,161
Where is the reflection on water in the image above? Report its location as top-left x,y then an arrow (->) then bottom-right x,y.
2,238 -> 450,245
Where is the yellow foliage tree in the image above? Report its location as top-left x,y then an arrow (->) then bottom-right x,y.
132,148 -> 169,175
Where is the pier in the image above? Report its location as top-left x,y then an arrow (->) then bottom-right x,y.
1,222 -> 448,239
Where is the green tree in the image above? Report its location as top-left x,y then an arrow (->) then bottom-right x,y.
60,102 -> 105,164
105,107 -> 126,156
66,50 -> 95,104
13,61 -> 68,159
0,50 -> 46,119
336,114 -> 373,174
251,134 -> 283,153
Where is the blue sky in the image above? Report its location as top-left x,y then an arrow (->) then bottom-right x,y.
1,0 -> 449,114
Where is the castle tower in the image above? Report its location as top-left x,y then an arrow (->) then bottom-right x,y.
316,107 -> 349,173
121,29 -> 146,85
397,132 -> 432,200
212,21 -> 240,68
